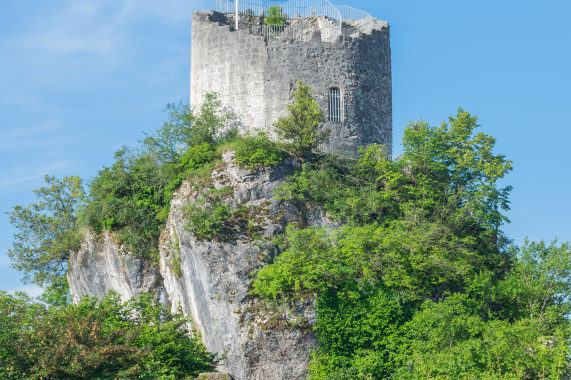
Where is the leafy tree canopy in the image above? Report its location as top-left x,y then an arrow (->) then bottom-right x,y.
142,93 -> 228,163
6,175 -> 85,287
274,80 -> 328,159
0,292 -> 217,379
264,5 -> 286,25
83,93 -> 230,258
253,109 -> 571,379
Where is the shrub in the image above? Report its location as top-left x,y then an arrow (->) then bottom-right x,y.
274,80 -> 328,159
142,93 -> 228,162
0,292 -> 217,379
82,149 -> 171,258
265,5 -> 286,25
185,199 -> 232,240
234,132 -> 287,169
83,139 -> 217,258
185,189 -> 263,241
189,92 -> 228,146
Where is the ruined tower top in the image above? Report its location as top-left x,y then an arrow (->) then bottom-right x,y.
214,0 -> 374,38
191,1 -> 392,156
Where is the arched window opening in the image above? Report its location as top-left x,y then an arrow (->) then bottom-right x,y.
328,87 -> 344,123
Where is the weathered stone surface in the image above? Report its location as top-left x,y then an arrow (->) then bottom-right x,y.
67,231 -> 167,304
191,10 -> 392,157
197,373 -> 233,380
159,152 -> 322,380
68,152 -> 328,379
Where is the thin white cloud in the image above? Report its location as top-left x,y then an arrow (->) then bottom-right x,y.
6,2 -> 118,56
7,284 -> 44,298
0,119 -> 63,150
0,89 -> 57,112
0,0 -> 199,105
2,0 -> 196,58
0,160 -> 76,188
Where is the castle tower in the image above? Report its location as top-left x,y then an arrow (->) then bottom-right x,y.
191,1 -> 392,155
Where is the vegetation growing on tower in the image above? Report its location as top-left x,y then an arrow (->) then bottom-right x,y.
274,80 -> 329,159
264,5 -> 286,25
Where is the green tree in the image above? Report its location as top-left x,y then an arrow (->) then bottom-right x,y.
187,92 -> 228,146
0,292 -> 217,379
252,109 -> 571,378
494,239 -> 571,324
142,102 -> 193,163
274,80 -> 328,159
6,175 -> 85,287
392,290 -> 571,379
397,110 -> 513,231
82,148 -> 173,257
233,132 -> 286,169
265,5 -> 286,25
265,109 -> 514,299
142,93 -> 228,163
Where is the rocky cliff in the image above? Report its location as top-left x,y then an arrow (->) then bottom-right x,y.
68,152 -> 328,380
68,230 -> 167,304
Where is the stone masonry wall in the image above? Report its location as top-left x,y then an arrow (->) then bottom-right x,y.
191,11 -> 392,156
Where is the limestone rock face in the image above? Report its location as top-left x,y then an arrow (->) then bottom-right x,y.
68,152 -> 327,379
67,231 -> 167,304
159,152 -> 321,380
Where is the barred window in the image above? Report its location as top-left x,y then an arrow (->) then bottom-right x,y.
328,87 -> 344,123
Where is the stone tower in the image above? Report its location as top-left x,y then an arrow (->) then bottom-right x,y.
191,2 -> 392,155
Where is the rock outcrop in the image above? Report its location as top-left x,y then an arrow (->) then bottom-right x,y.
68,230 -> 167,304
68,152 -> 328,380
159,152 -> 320,379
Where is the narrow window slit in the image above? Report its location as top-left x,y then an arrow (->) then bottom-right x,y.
328,88 -> 344,123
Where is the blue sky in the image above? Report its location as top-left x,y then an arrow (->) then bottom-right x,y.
1,0 -> 570,295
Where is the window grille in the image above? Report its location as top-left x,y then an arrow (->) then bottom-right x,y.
328,87 -> 344,123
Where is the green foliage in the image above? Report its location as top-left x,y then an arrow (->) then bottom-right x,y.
39,276 -> 73,307
142,102 -> 193,163
310,284 -> 413,380
142,93 -> 227,162
187,92 -> 228,146
233,132 -> 286,169
255,233 -> 571,379
264,5 -> 286,25
399,110 -> 513,230
185,189 -> 261,242
6,175 -> 85,287
82,148 -> 173,258
82,93 -> 225,257
393,294 -> 570,379
483,239 -> 571,324
185,197 -> 231,240
253,109 -> 571,378
274,80 -> 328,159
275,152 -> 393,224
251,220 -> 482,300
0,292 -> 217,379
161,142 -> 217,215
277,109 -> 512,230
